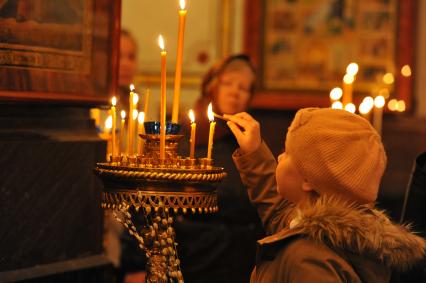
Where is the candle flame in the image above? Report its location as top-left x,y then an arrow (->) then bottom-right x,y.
329,87 -> 343,101
344,103 -> 356,113
346,63 -> 359,76
401,65 -> 411,77
388,99 -> 398,111
121,110 -> 126,119
130,84 -> 135,91
374,96 -> 385,108
397,100 -> 406,112
189,109 -> 195,123
362,96 -> 374,106
133,93 -> 139,105
382,73 -> 394,85
158,35 -> 165,50
343,74 -> 355,84
331,101 -> 343,110
105,115 -> 112,129
133,109 -> 139,120
207,103 -> 214,122
359,102 -> 372,114
138,112 -> 145,124
180,0 -> 186,10
111,96 -> 117,106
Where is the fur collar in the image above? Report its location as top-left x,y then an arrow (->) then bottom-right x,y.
289,196 -> 426,270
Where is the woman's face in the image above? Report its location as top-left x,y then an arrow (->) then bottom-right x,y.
215,64 -> 254,114
119,35 -> 137,87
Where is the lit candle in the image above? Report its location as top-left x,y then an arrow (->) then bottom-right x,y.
159,35 -> 167,161
359,96 -> 374,122
143,88 -> 151,121
342,74 -> 355,106
344,102 -> 356,113
188,109 -> 196,159
207,103 -> 216,160
373,95 -> 385,135
111,97 -> 117,157
172,0 -> 188,124
128,85 -> 137,155
137,112 -> 145,155
329,87 -> 343,106
120,110 -> 126,156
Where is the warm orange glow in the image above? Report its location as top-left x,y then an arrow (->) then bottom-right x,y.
189,109 -> 195,123
130,84 -> 135,91
158,35 -> 165,50
397,100 -> 406,112
359,102 -> 373,114
374,96 -> 385,108
387,99 -> 397,111
105,115 -> 112,129
138,112 -> 145,124
133,93 -> 139,105
362,96 -> 374,106
382,73 -> 394,85
121,110 -> 126,119
331,101 -> 343,109
346,63 -> 359,76
180,0 -> 186,10
111,96 -> 117,106
207,103 -> 214,121
133,109 -> 138,120
343,74 -> 355,84
401,65 -> 412,77
329,87 -> 343,100
344,103 -> 356,113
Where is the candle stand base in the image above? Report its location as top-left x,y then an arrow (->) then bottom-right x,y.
95,123 -> 226,283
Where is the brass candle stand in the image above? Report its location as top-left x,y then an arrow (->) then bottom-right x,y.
95,122 -> 226,283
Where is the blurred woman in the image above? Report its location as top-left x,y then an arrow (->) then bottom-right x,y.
175,54 -> 264,283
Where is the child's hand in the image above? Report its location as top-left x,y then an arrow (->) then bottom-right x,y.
224,112 -> 261,155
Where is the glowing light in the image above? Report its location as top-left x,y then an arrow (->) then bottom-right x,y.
105,115 -> 112,129
111,96 -> 117,106
133,109 -> 138,120
180,0 -> 186,10
343,74 -> 355,84
158,35 -> 165,50
130,84 -> 135,91
133,93 -> 139,105
331,101 -> 343,109
401,65 -> 412,77
189,109 -> 195,123
374,96 -> 385,108
138,112 -> 145,123
121,110 -> 126,119
359,102 -> 373,114
397,100 -> 406,112
346,63 -> 359,76
388,99 -> 398,111
362,96 -> 374,106
344,103 -> 356,113
207,103 -> 214,121
329,87 -> 343,100
383,73 -> 394,85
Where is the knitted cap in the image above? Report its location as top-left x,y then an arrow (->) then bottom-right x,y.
285,108 -> 387,204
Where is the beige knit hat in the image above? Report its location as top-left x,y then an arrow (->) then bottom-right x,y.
285,108 -> 387,204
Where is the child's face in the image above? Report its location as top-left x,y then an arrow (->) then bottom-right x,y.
275,152 -> 308,203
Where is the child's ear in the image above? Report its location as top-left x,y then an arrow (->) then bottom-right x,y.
301,180 -> 315,192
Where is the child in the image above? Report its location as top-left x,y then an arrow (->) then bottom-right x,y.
225,108 -> 426,282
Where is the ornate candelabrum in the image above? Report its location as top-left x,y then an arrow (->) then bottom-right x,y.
95,122 -> 226,283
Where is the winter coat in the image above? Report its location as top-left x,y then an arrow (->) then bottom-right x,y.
233,142 -> 426,283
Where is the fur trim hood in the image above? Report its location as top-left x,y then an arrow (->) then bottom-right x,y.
288,196 -> 426,271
